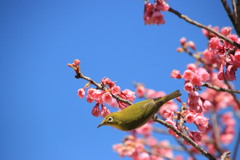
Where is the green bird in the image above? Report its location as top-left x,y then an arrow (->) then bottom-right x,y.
97,90 -> 181,131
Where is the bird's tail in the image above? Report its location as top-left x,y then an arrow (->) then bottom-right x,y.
154,90 -> 181,106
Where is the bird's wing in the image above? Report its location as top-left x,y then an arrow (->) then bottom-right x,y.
140,99 -> 158,119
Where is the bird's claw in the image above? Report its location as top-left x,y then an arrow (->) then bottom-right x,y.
152,114 -> 158,121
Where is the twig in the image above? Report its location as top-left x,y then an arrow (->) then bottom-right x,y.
75,72 -> 132,106
220,151 -> 231,160
232,129 -> 240,160
203,82 -> 240,94
168,7 -> 240,49
220,0 -> 237,32
175,137 -> 197,160
152,117 -> 217,160
223,80 -> 240,113
211,110 -> 224,155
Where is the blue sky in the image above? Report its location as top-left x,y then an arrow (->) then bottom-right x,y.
0,0 -> 238,160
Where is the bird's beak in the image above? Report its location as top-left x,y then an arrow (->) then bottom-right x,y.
97,122 -> 105,128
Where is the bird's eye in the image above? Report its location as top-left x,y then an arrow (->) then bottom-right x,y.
107,117 -> 113,122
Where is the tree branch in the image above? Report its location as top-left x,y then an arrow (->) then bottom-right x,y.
220,0 -> 238,34
203,82 -> 240,94
75,72 -> 132,106
223,80 -> 240,115
152,117 -> 217,160
168,7 -> 240,49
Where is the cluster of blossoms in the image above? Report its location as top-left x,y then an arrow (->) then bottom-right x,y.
204,27 -> 240,81
113,124 -> 184,160
144,0 -> 169,25
78,77 -> 136,117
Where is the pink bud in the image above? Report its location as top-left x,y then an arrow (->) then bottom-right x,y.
180,37 -> 187,46
73,59 -> 80,65
187,41 -> 196,50
91,103 -> 100,117
221,27 -> 232,36
176,47 -> 184,52
77,88 -> 85,99
136,85 -> 145,97
217,64 -> 225,80
101,104 -> 110,117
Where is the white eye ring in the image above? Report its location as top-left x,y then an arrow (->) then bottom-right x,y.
107,117 -> 113,122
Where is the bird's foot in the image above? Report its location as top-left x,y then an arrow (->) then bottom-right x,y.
152,114 -> 158,121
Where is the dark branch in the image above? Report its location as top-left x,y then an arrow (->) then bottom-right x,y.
153,117 -> 217,160
168,7 -> 240,49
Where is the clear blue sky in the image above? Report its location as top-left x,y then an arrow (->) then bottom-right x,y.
0,0 -> 237,160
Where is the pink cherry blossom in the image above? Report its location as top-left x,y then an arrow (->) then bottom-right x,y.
187,63 -> 197,72
138,152 -> 150,160
156,0 -> 169,11
101,77 -> 115,88
202,100 -> 212,111
220,133 -> 234,145
102,92 -> 113,104
197,67 -> 210,81
184,82 -> 193,92
170,69 -> 181,79
136,123 -> 152,137
208,37 -> 223,54
194,114 -> 209,132
77,88 -> 85,98
86,95 -> 94,103
111,85 -> 121,95
121,89 -> 136,102
183,69 -> 194,81
152,11 -> 165,25
225,65 -> 236,81
185,111 -> 196,123
191,74 -> 202,87
190,131 -> 202,143
144,2 -> 154,14
146,136 -> 157,146
235,50 -> 240,63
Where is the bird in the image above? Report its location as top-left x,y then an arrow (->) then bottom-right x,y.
97,90 -> 181,131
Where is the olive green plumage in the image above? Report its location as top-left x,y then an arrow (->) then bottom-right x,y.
97,90 -> 181,131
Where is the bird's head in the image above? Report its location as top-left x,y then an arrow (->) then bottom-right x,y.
97,112 -> 123,130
